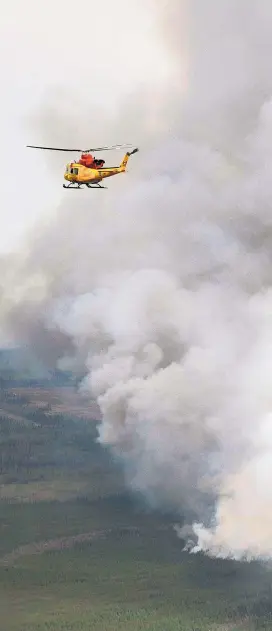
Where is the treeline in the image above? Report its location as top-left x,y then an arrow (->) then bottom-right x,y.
0,409 -> 99,480
0,388 -> 75,427
0,365 -> 83,390
0,389 -> 29,405
0,428 -> 35,475
0,413 -> 65,476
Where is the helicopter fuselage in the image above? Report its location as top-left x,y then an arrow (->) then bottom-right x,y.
62,148 -> 138,189
63,161 -> 127,188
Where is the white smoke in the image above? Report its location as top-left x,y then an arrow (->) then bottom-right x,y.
2,0 -> 272,560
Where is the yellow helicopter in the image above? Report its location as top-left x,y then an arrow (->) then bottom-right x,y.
27,143 -> 139,189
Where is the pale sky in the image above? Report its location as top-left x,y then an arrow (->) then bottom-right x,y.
0,0 -> 172,254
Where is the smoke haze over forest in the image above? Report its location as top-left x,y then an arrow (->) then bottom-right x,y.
1,0 -> 272,561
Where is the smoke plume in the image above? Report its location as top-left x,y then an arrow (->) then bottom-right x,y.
2,0 -> 272,560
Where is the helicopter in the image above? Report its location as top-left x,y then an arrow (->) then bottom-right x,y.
26,143 -> 139,189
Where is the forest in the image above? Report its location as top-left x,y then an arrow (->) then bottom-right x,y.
0,353 -> 271,630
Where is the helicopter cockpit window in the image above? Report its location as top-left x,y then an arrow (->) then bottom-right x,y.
71,167 -> 78,175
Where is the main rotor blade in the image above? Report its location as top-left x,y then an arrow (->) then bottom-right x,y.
26,143 -> 133,153
84,144 -> 133,152
27,145 -> 84,151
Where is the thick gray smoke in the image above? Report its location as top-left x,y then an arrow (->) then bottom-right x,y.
2,0 -> 272,560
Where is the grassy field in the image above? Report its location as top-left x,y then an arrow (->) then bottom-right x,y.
0,385 -> 271,630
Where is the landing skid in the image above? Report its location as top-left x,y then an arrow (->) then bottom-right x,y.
63,183 -> 82,189
63,182 -> 107,189
86,183 -> 107,189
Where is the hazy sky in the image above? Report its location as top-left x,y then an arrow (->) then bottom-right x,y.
1,0 -> 172,253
